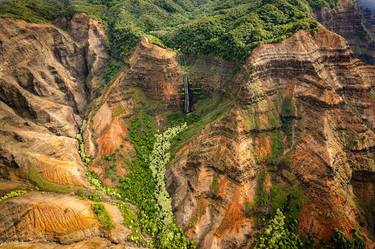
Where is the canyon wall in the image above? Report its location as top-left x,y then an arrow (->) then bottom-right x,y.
316,0 -> 375,64
167,26 -> 375,248
0,14 -> 142,249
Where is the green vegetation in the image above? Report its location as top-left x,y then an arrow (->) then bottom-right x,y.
1,0 -> 337,63
101,60 -> 123,88
244,202 -> 253,217
149,124 -> 195,248
76,189 -> 102,202
86,169 -> 122,199
116,201 -> 150,245
165,0 -> 318,63
103,153 -> 121,184
77,120 -> 91,166
323,229 -> 365,249
270,184 -> 304,221
91,202 -> 114,229
255,170 -> 269,209
268,131 -> 285,162
254,209 -> 305,249
0,0 -> 70,22
120,111 -> 194,248
167,96 -> 232,156
0,190 -> 27,202
150,124 -> 187,226
252,171 -> 304,224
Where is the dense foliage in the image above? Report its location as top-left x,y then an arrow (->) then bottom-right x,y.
323,230 -> 365,249
0,0 -> 337,63
119,112 -> 194,248
254,209 -> 304,249
0,0 -> 69,22
91,202 -> 114,229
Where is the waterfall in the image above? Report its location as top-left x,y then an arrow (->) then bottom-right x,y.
183,75 -> 190,113
179,54 -> 190,113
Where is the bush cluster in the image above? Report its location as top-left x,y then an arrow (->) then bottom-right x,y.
0,190 -> 27,202
254,209 -> 304,249
91,202 -> 114,229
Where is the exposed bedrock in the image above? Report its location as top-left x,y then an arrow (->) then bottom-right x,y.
0,12 -> 109,187
0,15 -> 135,248
0,17 -> 88,187
168,26 -> 375,248
316,0 -> 375,64
125,37 -> 182,109
186,55 -> 236,94
83,37 -> 187,184
0,192 -> 130,245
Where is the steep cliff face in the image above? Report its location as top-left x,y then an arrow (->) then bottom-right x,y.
83,37 -> 183,184
0,15 -> 139,248
167,26 -> 375,248
125,37 -> 182,109
0,17 -> 87,189
316,0 -> 375,64
187,55 -> 236,94
236,26 -> 375,246
167,108 -> 257,248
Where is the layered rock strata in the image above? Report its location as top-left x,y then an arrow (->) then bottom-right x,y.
168,26 -> 375,248
83,37 -> 183,183
0,15 -> 139,248
316,0 -> 375,64
124,37 -> 182,109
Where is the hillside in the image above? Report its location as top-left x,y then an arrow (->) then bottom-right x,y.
1,0 -> 338,62
0,0 -> 374,249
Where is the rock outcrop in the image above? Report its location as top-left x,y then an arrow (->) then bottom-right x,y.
0,18 -> 88,188
187,55 -> 235,94
167,108 -> 258,248
316,0 -> 375,64
125,37 -> 182,109
69,13 -> 109,97
0,192 -> 130,246
167,26 -> 375,248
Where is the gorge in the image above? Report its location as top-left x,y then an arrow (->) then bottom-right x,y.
0,0 -> 374,249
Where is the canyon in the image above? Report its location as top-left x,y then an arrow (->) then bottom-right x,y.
0,0 -> 374,249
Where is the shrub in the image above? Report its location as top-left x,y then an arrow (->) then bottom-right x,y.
323,229 -> 365,249
0,190 -> 27,202
120,112 -> 194,248
254,209 -> 304,249
101,60 -> 122,87
149,124 -> 187,225
91,202 -> 114,229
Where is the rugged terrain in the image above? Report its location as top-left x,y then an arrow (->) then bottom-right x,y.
316,0 -> 375,64
0,0 -> 375,249
167,26 -> 375,248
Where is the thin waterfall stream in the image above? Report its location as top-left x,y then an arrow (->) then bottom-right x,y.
183,75 -> 190,113
179,54 -> 191,113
